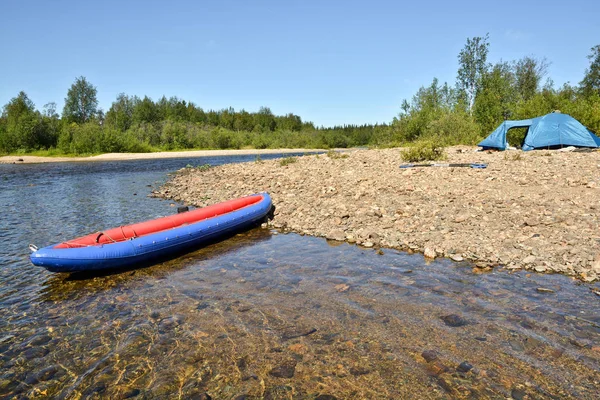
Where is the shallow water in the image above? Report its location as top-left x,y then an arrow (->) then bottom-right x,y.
1,156 -> 599,399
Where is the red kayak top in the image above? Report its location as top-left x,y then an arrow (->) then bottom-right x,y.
55,194 -> 264,248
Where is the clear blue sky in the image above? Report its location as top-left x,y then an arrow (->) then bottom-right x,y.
1,0 -> 598,127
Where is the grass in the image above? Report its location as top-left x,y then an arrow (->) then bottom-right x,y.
3,148 -> 95,157
503,152 -> 522,161
326,150 -> 349,159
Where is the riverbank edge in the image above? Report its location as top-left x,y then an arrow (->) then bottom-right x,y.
0,148 -> 326,164
156,146 -> 600,283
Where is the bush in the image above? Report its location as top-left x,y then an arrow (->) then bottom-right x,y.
326,149 -> 348,159
400,141 -> 447,162
279,156 -> 297,166
422,112 -> 481,145
210,127 -> 241,149
60,122 -> 102,154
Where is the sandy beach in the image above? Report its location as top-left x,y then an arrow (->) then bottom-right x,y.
156,146 -> 600,282
0,148 -> 322,164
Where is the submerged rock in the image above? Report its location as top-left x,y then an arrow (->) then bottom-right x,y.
441,314 -> 469,327
269,360 -> 297,378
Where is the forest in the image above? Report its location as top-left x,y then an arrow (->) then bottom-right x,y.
1,36 -> 599,155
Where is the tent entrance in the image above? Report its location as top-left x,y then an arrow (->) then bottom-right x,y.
506,127 -> 528,148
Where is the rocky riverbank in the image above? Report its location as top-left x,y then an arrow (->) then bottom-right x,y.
155,147 -> 600,282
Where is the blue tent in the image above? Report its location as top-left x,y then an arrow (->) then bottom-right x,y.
478,113 -> 600,151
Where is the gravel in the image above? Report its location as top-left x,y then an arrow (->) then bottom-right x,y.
155,146 -> 600,282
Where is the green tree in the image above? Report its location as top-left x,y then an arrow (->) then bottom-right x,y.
132,96 -> 159,124
186,102 -> 206,123
580,45 -> 600,97
276,113 -> 303,131
105,93 -> 135,131
40,102 -> 60,148
474,61 -> 517,134
393,78 -> 455,142
219,107 -> 235,130
254,106 -> 276,131
514,56 -> 549,101
0,91 -> 42,151
63,76 -> 99,123
457,34 -> 490,113
167,97 -> 188,121
233,109 -> 255,131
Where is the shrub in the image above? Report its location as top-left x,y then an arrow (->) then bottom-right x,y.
400,141 -> 447,162
67,122 -> 102,154
279,156 -> 297,166
326,150 -> 348,159
422,112 -> 481,145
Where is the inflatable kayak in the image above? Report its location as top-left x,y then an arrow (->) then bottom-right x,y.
30,193 -> 272,273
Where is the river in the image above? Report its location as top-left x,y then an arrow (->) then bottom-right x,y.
0,154 -> 599,399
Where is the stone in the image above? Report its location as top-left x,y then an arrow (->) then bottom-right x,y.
454,214 -> 469,223
524,218 -> 540,227
457,361 -> 473,373
335,284 -> 350,292
349,366 -> 371,376
421,350 -> 438,363
592,254 -> 600,273
523,255 -> 536,264
328,230 -> 346,241
536,287 -> 555,293
424,247 -> 437,259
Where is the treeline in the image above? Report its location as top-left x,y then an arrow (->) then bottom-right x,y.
388,38 -> 600,147
0,78 -> 384,154
1,39 -> 599,155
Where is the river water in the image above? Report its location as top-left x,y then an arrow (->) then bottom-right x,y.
0,155 -> 599,399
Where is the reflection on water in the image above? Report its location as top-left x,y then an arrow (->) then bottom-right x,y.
1,156 -> 599,399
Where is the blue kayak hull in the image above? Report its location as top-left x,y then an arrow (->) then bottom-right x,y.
30,193 -> 272,273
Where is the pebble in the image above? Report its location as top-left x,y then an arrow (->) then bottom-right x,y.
421,350 -> 439,363
457,361 -> 473,373
349,366 -> 371,376
511,387 -> 527,400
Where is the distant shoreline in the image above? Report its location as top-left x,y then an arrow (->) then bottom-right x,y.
0,148 -> 324,164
